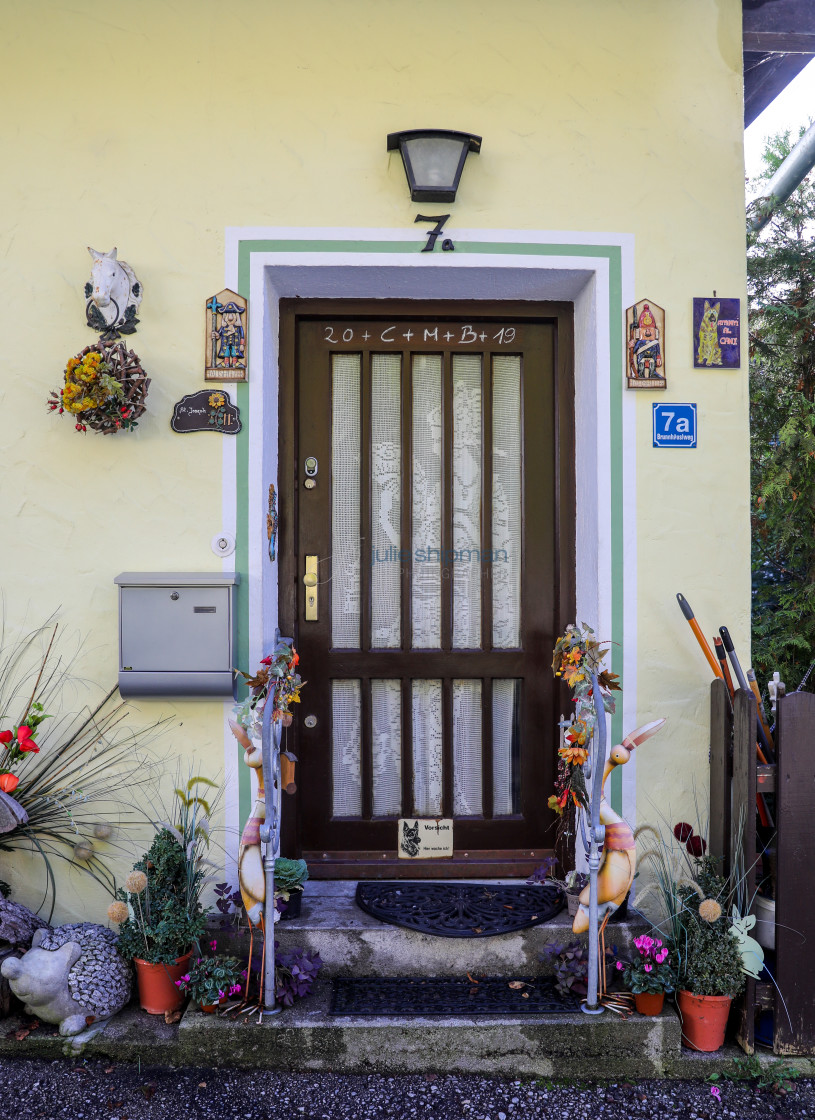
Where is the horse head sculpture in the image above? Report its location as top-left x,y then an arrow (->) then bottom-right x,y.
85,246 -> 142,340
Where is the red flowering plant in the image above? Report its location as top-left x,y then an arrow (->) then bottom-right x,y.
0,627 -> 53,797
232,641 -> 304,740
0,704 -> 50,794
550,623 -> 620,816
616,933 -> 676,995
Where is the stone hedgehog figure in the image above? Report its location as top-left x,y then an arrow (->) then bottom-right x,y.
1,922 -> 132,1036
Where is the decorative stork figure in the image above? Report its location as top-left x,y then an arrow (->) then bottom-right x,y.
574,685 -> 665,1014
572,717 -> 666,937
228,715 -> 281,1016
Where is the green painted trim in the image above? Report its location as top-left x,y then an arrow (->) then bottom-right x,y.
233,235 -> 626,826
234,254 -> 253,833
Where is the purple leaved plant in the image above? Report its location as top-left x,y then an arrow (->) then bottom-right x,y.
274,941 -> 323,1007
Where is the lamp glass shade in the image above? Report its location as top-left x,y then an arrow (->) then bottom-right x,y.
402,135 -> 468,197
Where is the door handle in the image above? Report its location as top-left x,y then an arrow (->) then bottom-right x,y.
303,555 -> 319,621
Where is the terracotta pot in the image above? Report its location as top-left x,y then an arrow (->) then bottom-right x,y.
133,953 -> 192,1015
677,990 -> 732,1051
199,996 -> 227,1014
634,991 -> 665,1016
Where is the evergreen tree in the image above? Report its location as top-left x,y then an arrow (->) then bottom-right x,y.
748,126 -> 815,688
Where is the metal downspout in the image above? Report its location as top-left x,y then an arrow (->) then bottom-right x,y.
750,120 -> 815,232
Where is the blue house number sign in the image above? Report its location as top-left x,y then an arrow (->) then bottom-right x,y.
653,403 -> 697,448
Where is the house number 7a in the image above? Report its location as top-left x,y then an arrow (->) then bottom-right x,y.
415,214 -> 455,253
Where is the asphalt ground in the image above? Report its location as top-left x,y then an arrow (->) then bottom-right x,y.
0,1059 -> 811,1120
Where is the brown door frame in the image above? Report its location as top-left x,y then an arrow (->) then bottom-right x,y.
278,298 -> 576,878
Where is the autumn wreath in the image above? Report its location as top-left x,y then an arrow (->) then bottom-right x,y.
47,342 -> 150,434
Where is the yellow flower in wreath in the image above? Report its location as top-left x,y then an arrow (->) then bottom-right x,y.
558,743 -> 589,766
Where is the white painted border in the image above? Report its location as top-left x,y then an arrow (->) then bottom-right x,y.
221,227 -> 637,868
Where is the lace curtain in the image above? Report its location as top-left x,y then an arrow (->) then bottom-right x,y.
330,347 -> 523,821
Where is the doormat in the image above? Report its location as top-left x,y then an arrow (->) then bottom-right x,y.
330,975 -> 579,1016
354,881 -> 563,937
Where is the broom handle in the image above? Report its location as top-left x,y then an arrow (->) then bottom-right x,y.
747,669 -> 775,754
713,637 -> 735,700
676,594 -> 724,680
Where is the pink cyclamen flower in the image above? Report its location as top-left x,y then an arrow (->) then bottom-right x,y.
209,940 -> 218,951
181,974 -> 190,982
656,950 -> 668,963
218,989 -> 225,1000
644,963 -> 653,972
711,1086 -> 721,1103
174,980 -> 183,987
615,961 -> 624,970
229,984 -> 242,995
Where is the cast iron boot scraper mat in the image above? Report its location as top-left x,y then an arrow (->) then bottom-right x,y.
354,881 -> 563,937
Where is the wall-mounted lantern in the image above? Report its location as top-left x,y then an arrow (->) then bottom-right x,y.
387,129 -> 481,202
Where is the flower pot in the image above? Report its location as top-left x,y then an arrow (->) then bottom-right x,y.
279,891 -> 302,920
634,991 -> 664,1016
677,990 -> 732,1052
133,953 -> 192,1015
566,892 -> 581,918
199,996 -> 228,1014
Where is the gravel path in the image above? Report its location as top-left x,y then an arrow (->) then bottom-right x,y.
0,1059 -> 811,1120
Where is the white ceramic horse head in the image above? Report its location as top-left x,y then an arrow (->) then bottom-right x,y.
85,246 -> 142,339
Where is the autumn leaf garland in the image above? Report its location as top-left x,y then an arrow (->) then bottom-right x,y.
550,623 -> 621,814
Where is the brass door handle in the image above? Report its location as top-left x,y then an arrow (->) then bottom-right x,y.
304,556 -> 319,620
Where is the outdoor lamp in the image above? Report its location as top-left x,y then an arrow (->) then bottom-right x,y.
387,129 -> 482,202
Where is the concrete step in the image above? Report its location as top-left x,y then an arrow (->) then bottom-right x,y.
213,880 -> 648,978
5,1001 -> 815,1080
174,980 -> 682,1078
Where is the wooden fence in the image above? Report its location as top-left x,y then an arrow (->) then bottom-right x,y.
709,679 -> 815,1055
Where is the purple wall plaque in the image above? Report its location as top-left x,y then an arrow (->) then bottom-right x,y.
693,297 -> 740,369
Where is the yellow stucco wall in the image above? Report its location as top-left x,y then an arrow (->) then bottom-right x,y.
1,0 -> 748,921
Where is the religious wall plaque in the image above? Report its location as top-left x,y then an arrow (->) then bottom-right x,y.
205,288 -> 247,381
171,390 -> 242,434
398,818 -> 454,860
693,297 -> 740,368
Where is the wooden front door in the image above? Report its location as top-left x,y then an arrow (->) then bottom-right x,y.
278,300 -> 574,877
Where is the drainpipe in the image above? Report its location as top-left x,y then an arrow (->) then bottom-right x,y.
581,673 -> 607,1015
750,119 -> 815,232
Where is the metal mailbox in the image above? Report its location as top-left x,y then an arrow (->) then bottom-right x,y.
114,572 -> 240,699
